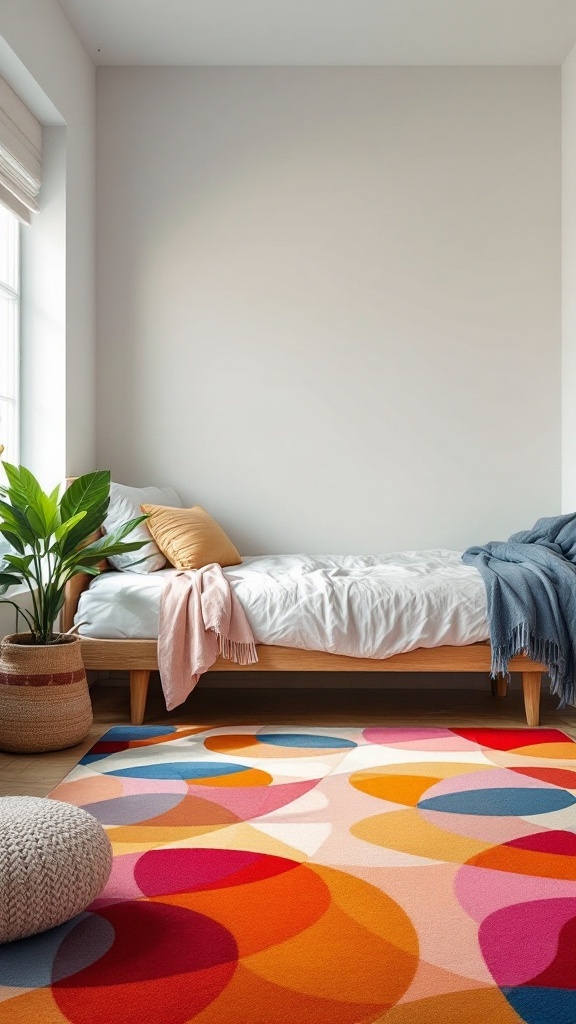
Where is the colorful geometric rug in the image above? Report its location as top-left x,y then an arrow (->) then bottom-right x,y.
1,726 -> 576,1023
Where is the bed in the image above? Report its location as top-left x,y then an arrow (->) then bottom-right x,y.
62,550 -> 546,727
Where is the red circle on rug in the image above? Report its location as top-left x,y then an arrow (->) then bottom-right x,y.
52,900 -> 238,1024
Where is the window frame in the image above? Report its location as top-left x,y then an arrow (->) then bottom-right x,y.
0,205 -> 20,464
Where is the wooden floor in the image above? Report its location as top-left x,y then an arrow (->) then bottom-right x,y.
1,679 -> 574,798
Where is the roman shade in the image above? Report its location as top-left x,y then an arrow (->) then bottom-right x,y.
0,77 -> 42,224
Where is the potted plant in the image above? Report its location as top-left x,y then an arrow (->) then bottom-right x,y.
0,464 -> 148,753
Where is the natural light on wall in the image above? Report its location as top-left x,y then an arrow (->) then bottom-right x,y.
0,204 -> 19,463
0,74 -> 43,468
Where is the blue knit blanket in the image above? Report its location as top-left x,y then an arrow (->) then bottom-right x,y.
462,513 -> 576,707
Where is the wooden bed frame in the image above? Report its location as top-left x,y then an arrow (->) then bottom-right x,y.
61,566 -> 546,728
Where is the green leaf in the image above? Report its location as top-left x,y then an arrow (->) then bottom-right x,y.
79,520 -> 148,554
59,498 -> 110,557
68,539 -> 146,566
57,474 -> 112,559
0,572 -> 23,594
24,504 -> 47,538
52,589 -> 67,616
3,463 -> 50,535
60,515 -> 148,569
0,527 -> 24,554
106,515 -> 148,543
40,490 -> 60,536
0,501 -> 23,530
61,472 -> 110,523
1,461 -> 26,495
2,553 -> 34,575
54,510 -> 87,544
0,499 -> 36,546
2,462 -> 40,506
48,483 -> 61,506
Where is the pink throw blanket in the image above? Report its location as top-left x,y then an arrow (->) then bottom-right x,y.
158,564 -> 258,710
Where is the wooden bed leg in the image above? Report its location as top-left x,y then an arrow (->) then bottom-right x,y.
491,676 -> 508,698
522,672 -> 541,727
130,670 -> 150,725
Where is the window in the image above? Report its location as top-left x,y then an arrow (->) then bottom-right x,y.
0,203 -> 19,462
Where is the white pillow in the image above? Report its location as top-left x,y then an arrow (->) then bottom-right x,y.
103,483 -> 183,573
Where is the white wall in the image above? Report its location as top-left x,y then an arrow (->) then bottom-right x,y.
0,0 -> 95,483
563,45 -> 576,513
96,67 -> 560,554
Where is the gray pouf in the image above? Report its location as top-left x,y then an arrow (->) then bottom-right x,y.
0,796 -> 112,943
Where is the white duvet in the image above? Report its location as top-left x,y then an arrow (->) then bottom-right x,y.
76,550 -> 489,658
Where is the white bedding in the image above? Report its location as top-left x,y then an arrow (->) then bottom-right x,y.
76,550 -> 489,658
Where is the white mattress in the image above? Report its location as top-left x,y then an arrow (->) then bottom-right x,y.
76,551 -> 489,659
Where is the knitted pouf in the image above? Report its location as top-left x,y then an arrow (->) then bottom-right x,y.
0,796 -> 112,943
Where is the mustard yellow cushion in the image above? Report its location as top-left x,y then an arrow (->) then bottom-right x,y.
140,504 -> 241,571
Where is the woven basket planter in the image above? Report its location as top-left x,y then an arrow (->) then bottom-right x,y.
0,634 -> 92,753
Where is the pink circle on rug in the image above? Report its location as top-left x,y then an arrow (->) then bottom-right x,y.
364,727 -> 456,743
479,897 -> 576,987
91,852 -> 149,907
134,847 -> 298,897
363,727 -> 480,751
455,863 -> 576,924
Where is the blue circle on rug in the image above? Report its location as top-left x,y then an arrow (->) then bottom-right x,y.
100,726 -> 177,742
502,985 -> 576,1024
81,753 -> 113,765
106,761 -> 250,781
0,914 -> 114,988
84,793 -> 185,824
418,788 -> 576,817
258,734 -> 357,749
